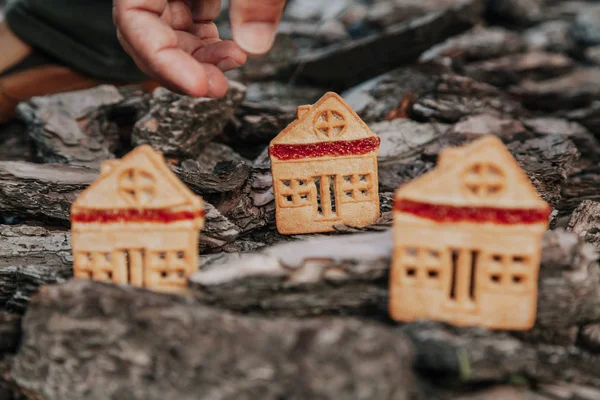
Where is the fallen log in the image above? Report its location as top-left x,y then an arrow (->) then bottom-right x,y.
0,161 -> 95,223
284,0 -> 483,89
566,200 -> 600,248
191,228 -> 600,348
0,225 -> 72,314
191,230 -> 393,317
17,85 -> 149,167
11,280 -> 419,400
510,68 -> 600,111
132,84 -> 246,159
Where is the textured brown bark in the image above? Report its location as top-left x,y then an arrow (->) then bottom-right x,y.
0,161 -> 95,223
5,229 -> 600,398
464,51 -> 575,87
560,166 -> 600,215
506,136 -> 579,208
0,312 -> 21,354
16,85 -> 149,167
191,228 -> 600,345
11,280 -> 420,400
510,68 -> 600,111
191,230 -> 393,317
0,122 -> 33,162
132,84 -> 246,159
342,67 -> 438,123
0,225 -> 72,314
566,200 -> 600,248
418,26 -> 525,64
285,0 -> 484,89
412,74 -> 525,123
6,0 -> 600,397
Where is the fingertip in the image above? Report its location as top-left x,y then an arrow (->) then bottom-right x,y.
232,22 -> 277,55
206,65 -> 229,98
172,66 -> 210,97
184,82 -> 211,98
217,58 -> 242,72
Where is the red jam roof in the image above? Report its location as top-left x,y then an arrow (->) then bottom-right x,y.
394,198 -> 551,225
270,136 -> 380,161
71,209 -> 205,224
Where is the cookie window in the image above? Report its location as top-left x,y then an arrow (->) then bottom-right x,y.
462,162 -> 505,198
339,173 -> 374,203
278,179 -> 313,207
314,110 -> 347,139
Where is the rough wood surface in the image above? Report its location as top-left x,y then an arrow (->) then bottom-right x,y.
418,26 -> 525,65
506,136 -> 579,208
0,122 -> 32,162
132,84 -> 246,159
191,231 -> 392,317
560,166 -> 600,215
521,117 -> 600,162
412,74 -> 525,123
0,225 -> 72,314
566,200 -> 600,248
286,0 -> 483,89
173,159 -> 251,195
6,0 -> 600,397
563,101 -> 600,138
0,161 -> 95,223
464,51 -> 575,87
191,227 -> 600,344
403,319 -> 600,387
510,68 -> 600,111
0,312 -> 21,354
342,67 -> 437,123
11,280 -> 419,400
17,85 -> 149,167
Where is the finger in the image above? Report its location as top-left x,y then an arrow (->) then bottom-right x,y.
191,0 -> 222,22
169,0 -> 194,31
117,28 -> 158,79
193,40 -> 247,70
114,0 -> 211,96
122,34 -> 228,97
175,32 -> 246,71
229,0 -> 286,55
202,64 -> 229,97
188,21 -> 220,40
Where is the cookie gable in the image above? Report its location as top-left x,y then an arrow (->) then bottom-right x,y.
70,145 -> 204,294
269,92 -> 381,235
390,135 -> 551,330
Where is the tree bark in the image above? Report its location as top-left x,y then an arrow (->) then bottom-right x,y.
17,85 -> 149,167
191,228 -> 600,348
11,280 -> 420,400
285,0 -> 484,89
132,84 -> 246,160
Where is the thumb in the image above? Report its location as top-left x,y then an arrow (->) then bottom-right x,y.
230,0 -> 286,55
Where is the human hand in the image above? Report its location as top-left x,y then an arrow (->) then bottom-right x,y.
113,0 -> 286,97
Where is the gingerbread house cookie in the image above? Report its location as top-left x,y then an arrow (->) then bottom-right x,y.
389,135 -> 551,330
269,92 -> 381,235
70,145 -> 205,293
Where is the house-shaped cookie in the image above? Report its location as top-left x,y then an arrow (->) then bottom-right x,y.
269,92 -> 381,234
71,145 -> 205,293
389,135 -> 551,330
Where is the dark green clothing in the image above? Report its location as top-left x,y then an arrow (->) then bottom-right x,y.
5,0 -> 146,82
